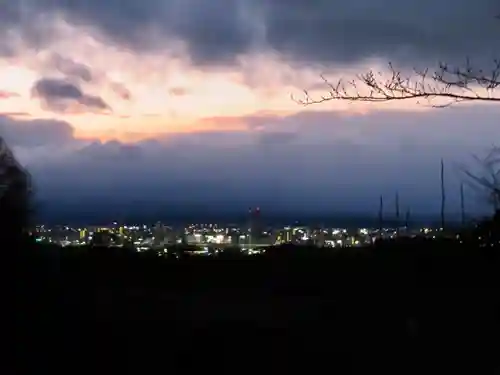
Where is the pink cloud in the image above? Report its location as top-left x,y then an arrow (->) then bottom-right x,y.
0,91 -> 19,99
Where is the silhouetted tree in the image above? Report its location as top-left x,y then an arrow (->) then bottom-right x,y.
459,146 -> 500,214
460,183 -> 466,226
0,137 -> 32,246
404,208 -> 411,228
378,195 -> 384,231
395,192 -> 400,227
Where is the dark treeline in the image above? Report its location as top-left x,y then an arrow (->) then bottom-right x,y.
11,233 -> 500,374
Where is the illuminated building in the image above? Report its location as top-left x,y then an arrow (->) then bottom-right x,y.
273,230 -> 284,245
284,227 -> 292,243
80,229 -> 87,240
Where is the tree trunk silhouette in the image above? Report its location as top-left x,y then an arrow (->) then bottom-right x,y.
378,195 -> 384,232
395,192 -> 400,235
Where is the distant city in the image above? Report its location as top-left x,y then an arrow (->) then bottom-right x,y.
31,207 -> 453,255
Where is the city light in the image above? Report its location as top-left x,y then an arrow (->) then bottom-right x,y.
29,218 -> 439,254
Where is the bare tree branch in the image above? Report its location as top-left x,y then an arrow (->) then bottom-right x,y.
457,146 -> 500,212
293,59 -> 500,108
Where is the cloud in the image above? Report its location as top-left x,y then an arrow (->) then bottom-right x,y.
0,2 -> 61,56
38,53 -> 132,102
31,78 -> 111,113
109,82 -> 131,100
49,53 -> 93,82
256,131 -> 298,146
0,115 -> 74,147
0,91 -> 19,99
0,105 -> 493,221
75,140 -> 144,162
168,87 -> 189,97
3,0 -> 498,68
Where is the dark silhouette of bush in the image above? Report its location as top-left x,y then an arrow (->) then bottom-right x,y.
0,139 -> 33,248
13,231 -> 500,373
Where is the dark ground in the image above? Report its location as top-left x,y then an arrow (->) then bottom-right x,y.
9,239 -> 500,374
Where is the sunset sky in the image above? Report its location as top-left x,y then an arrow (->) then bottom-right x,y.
1,0 -> 500,221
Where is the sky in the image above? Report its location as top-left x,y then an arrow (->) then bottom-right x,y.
1,0 -> 500,222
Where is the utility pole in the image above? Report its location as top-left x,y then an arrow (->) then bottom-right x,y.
405,208 -> 411,229
460,183 -> 465,227
378,195 -> 384,233
395,192 -> 400,235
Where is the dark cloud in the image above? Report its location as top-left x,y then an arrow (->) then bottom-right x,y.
49,53 -> 93,82
0,115 -> 74,147
0,2 -> 60,56
32,78 -> 111,113
44,54 -> 133,101
3,0 -> 496,67
30,138 -> 457,217
260,0 -> 500,66
78,95 -> 110,111
0,2 -> 20,24
34,0 -> 254,65
15,105 -> 500,218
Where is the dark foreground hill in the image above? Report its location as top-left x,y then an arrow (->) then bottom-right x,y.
10,238 -> 500,374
